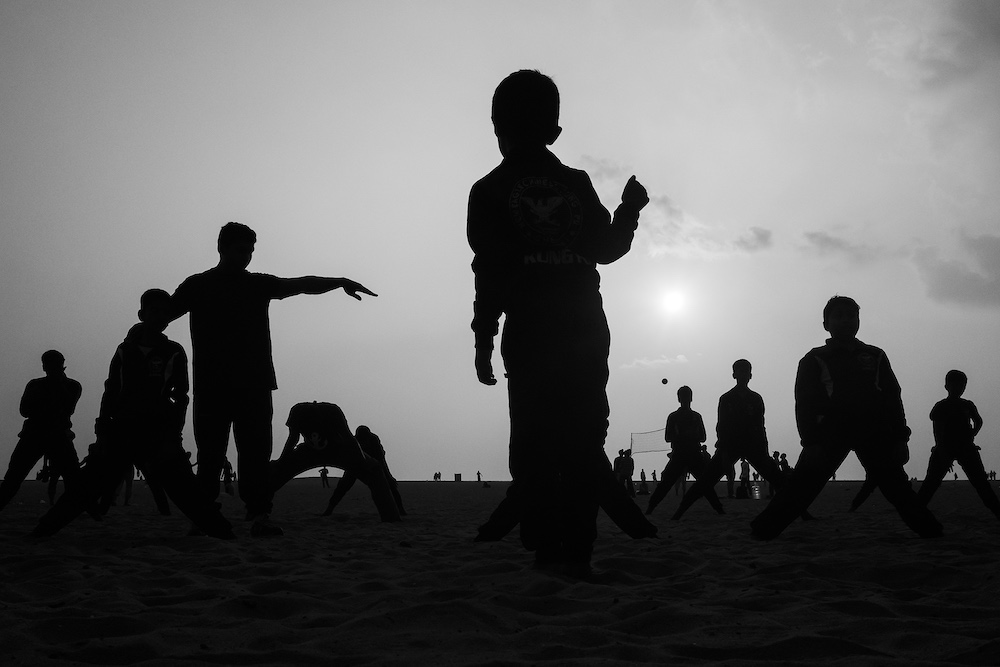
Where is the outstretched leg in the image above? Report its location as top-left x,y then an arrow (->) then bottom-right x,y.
750,445 -> 846,540
955,448 -> 1000,519
857,445 -> 942,538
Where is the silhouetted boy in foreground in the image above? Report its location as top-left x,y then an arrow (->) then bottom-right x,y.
0,351 -> 83,513
270,402 -> 400,522
33,290 -> 233,539
170,222 -> 377,537
468,69 -> 652,576
750,296 -> 942,539
646,386 -> 724,516
917,370 -> 1000,519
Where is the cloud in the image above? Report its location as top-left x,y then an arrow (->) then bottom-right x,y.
578,155 -> 774,259
800,230 -> 883,264
621,354 -> 689,370
915,232 -> 1000,307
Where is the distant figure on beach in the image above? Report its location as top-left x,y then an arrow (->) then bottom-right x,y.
322,425 -> 405,517
638,468 -> 649,495
0,350 -> 83,514
779,453 -> 790,473
222,458 -> 235,496
32,290 -> 234,539
750,296 -> 942,540
623,450 -> 636,497
738,458 -> 751,498
169,221 -> 377,538
39,456 -> 63,504
646,386 -> 724,516
320,467 -> 330,488
916,370 -> 1000,520
269,402 -> 400,522
672,360 -> 800,520
769,451 -> 781,497
468,69 -> 653,576
477,470 -> 482,482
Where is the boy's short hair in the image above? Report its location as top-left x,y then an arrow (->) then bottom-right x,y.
41,350 -> 65,369
823,295 -> 860,321
140,288 -> 171,310
218,221 -> 257,252
677,385 -> 693,401
492,70 -> 560,145
945,369 -> 968,390
733,359 -> 752,375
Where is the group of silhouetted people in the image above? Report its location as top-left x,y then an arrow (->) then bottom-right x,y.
2,223 -> 404,540
4,68 -> 996,580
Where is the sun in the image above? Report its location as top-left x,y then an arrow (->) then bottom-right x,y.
660,289 -> 687,316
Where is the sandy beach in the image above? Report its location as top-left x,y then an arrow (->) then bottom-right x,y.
1,478 -> 998,665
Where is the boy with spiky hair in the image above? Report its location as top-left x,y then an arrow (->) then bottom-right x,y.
918,370 -> 1000,519
33,289 -> 233,539
750,296 -> 942,540
468,69 -> 652,576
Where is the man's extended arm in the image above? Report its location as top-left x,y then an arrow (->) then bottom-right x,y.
272,277 -> 377,301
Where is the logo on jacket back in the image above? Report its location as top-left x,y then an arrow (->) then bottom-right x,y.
510,177 -> 582,248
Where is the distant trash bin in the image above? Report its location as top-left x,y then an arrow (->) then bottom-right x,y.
454,473 -> 462,482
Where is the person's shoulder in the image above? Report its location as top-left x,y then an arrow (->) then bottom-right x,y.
177,267 -> 216,287
161,336 -> 187,356
470,162 -> 508,193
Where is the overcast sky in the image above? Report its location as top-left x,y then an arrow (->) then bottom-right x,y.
2,0 -> 998,483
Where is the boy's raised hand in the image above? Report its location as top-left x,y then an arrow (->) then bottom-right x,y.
621,175 -> 649,211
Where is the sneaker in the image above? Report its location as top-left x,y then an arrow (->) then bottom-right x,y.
250,514 -> 284,537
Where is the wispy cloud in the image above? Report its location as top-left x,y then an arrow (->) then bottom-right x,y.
620,354 -> 690,370
800,230 -> 884,264
915,231 -> 1000,308
579,155 -> 774,259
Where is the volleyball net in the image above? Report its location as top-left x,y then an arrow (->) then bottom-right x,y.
629,428 -> 667,454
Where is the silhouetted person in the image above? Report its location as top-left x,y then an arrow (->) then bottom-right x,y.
638,468 -> 649,495
320,467 -> 330,488
0,351 -> 83,513
32,290 -> 234,539
750,296 -> 942,540
322,425 -> 405,517
917,370 -> 1000,519
622,449 -> 636,497
646,386 -> 724,516
673,360 -> 797,520
170,221 -> 377,537
468,69 -> 652,576
270,402 -> 400,522
221,458 -> 235,496
738,458 -> 751,498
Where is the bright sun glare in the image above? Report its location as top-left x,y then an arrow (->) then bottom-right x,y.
661,289 -> 687,316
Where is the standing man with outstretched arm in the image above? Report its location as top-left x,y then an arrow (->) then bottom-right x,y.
170,222 -> 376,537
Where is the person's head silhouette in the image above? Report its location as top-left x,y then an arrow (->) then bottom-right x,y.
822,295 -> 860,341
40,349 -> 65,375
944,369 -> 968,397
492,69 -> 562,155
217,221 -> 256,270
677,385 -> 693,407
732,358 -> 752,385
138,288 -> 172,333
